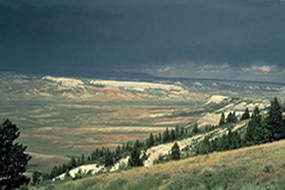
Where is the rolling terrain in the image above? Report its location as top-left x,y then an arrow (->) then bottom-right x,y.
0,72 -> 284,173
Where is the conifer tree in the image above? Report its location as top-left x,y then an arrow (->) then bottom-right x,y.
175,126 -> 180,138
180,127 -> 185,137
80,154 -> 85,165
69,157 -> 77,168
170,129 -> 176,141
104,149 -> 114,167
155,133 -> 162,144
233,112 -> 238,123
0,119 -> 31,189
231,131 -> 242,149
219,112 -> 226,125
163,128 -> 170,143
266,98 -> 284,141
226,112 -> 230,123
244,106 -> 270,145
115,145 -> 122,162
128,142 -> 143,167
241,108 -> 250,121
171,142 -> 181,160
192,123 -> 199,134
147,133 -> 154,148
197,136 -> 211,154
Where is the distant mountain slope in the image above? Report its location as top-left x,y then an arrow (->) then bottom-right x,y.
1,72 -> 285,101
0,73 -> 202,101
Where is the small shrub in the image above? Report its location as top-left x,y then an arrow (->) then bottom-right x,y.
153,154 -> 170,165
32,171 -> 42,185
202,168 -> 239,190
165,174 -> 201,190
240,184 -> 281,190
263,164 -> 275,173
106,178 -> 128,190
127,176 -> 162,190
45,184 -> 56,190
17,184 -> 29,190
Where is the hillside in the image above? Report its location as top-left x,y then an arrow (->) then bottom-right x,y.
34,139 -> 285,189
44,94 -> 269,180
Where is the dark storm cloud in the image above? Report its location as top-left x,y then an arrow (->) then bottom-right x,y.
0,0 -> 285,81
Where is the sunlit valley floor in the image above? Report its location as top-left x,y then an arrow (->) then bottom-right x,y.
0,72 -> 284,176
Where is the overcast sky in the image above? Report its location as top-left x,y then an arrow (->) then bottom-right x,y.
0,0 -> 285,82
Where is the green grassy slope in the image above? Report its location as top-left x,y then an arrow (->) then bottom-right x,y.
32,139 -> 285,190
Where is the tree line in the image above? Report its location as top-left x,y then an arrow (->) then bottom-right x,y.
196,98 -> 284,155
48,124 -> 204,179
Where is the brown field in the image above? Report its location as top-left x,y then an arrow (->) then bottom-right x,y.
0,97 -> 201,172
26,152 -> 69,173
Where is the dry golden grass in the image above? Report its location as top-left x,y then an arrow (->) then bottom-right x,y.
21,134 -> 60,140
57,139 -> 285,188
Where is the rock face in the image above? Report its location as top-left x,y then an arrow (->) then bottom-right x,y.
53,164 -> 104,181
42,76 -> 84,88
110,156 -> 129,172
37,76 -> 195,101
206,95 -> 229,104
90,80 -> 184,92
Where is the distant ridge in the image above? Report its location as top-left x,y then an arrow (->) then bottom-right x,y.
0,71 -> 285,86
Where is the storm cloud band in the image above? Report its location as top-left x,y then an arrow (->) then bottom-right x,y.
0,0 -> 285,82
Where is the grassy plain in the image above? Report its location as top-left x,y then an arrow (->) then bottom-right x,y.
0,96 -> 203,172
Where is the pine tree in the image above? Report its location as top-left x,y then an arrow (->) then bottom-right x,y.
32,171 -> 42,185
175,126 -> 180,138
147,133 -> 154,148
245,106 -> 261,145
241,108 -> 250,121
197,136 -> 211,154
192,123 -> 199,134
219,112 -> 226,125
170,129 -> 176,141
226,112 -> 237,123
163,128 -> 170,143
0,119 -> 31,189
115,145 -> 122,162
227,129 -> 233,149
80,154 -> 85,165
171,142 -> 181,160
50,166 -> 58,179
266,98 -> 284,141
244,106 -> 270,145
69,157 -> 77,168
232,112 -> 238,123
128,142 -> 143,167
232,131 -> 242,149
155,133 -> 162,145
226,112 -> 230,123
104,149 -> 114,167
219,134 -> 228,151
180,127 -> 185,137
